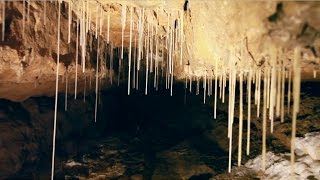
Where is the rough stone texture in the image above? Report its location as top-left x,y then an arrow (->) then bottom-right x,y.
0,1 -> 108,101
0,96 -> 97,179
0,1 -> 320,101
295,132 -> 320,161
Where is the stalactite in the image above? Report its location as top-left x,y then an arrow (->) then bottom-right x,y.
262,65 -> 267,172
83,74 -> 86,102
214,60 -> 218,119
288,70 -> 292,113
203,70 -> 207,104
137,8 -> 144,71
189,75 -> 192,93
95,34 -> 100,123
170,59 -> 174,96
95,5 -> 98,39
196,76 -> 199,95
281,65 -> 285,123
154,24 -> 159,89
118,48 -> 121,87
257,69 -> 261,117
68,0 -> 71,44
150,21 -> 154,73
238,72 -> 243,166
254,70 -> 258,105
228,61 -> 236,173
219,72 -> 222,99
145,20 -> 150,95
127,7 -> 133,95
110,43 -> 113,84
81,0 -> 86,73
246,69 -> 252,155
74,18 -> 79,99
168,13 -> 172,74
291,46 -> 301,177
266,67 -> 270,109
107,5 -> 110,44
180,10 -> 183,66
222,71 -> 226,103
276,61 -> 281,118
313,69 -> 317,78
65,73 -> 68,111
133,34 -> 137,89
99,4 -> 103,36
269,47 -> 277,133
51,2 -> 61,180
121,3 -> 126,60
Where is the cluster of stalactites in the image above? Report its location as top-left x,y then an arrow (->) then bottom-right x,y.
35,1 -> 187,180
1,1 -> 304,179
182,45 -> 301,177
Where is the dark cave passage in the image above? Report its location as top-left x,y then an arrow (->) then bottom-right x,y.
1,81 -> 320,179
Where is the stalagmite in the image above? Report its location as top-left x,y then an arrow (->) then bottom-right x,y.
127,7 -> 133,95
238,72 -> 243,166
65,73 -> 68,111
121,3 -> 126,60
74,18 -> 79,99
246,69 -> 252,155
291,46 -> 301,177
51,2 -> 61,179
2,1 -> 5,42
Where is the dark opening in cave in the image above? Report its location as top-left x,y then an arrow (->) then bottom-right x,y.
1,80 -> 320,179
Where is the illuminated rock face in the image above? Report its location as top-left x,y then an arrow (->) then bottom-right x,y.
0,1 -> 319,179
0,1 -> 319,101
